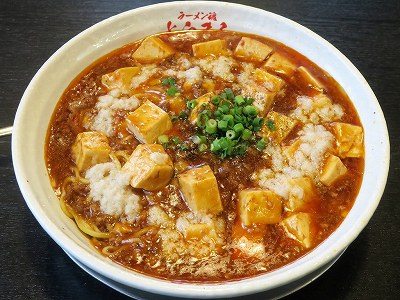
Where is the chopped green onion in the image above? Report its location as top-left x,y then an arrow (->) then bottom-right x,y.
220,100 -> 231,108
224,88 -> 235,100
161,77 -> 176,85
222,114 -> 234,125
198,143 -> 208,152
198,107 -> 211,119
243,105 -> 257,116
201,109 -> 211,117
256,138 -> 267,151
233,123 -> 244,133
205,119 -> 217,134
193,135 -> 207,144
242,128 -> 252,140
219,138 -> 229,150
191,89 -> 269,159
214,110 -> 223,119
226,130 -> 236,139
187,100 -> 197,109
233,106 -> 243,115
179,111 -> 188,119
211,95 -> 221,105
197,112 -> 209,128
192,135 -> 201,144
171,136 -> 180,145
217,120 -> 228,130
157,135 -> 169,144
180,143 -> 188,151
217,105 -> 229,114
217,105 -> 229,115
234,143 -> 248,156
266,119 -> 276,131
245,97 -> 254,105
252,117 -> 264,131
167,86 -> 179,96
200,135 -> 207,143
234,115 -> 244,124
234,95 -> 245,105
211,139 -> 221,151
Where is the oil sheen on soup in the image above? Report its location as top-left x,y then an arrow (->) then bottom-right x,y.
46,30 -> 364,282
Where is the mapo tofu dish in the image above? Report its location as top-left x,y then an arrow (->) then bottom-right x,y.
46,30 -> 364,282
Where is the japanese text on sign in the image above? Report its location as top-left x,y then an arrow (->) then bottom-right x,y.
166,11 -> 228,31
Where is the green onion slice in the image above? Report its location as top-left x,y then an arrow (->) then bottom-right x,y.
157,135 -> 169,144
187,100 -> 197,109
242,128 -> 252,140
233,123 -> 244,133
266,119 -> 276,131
211,95 -> 221,105
172,136 -> 180,145
197,113 -> 209,128
198,143 -> 208,152
243,105 -> 257,116
234,95 -> 245,105
167,86 -> 179,96
256,138 -> 267,151
161,77 -> 176,85
205,119 -> 217,134
217,120 -> 228,130
226,130 -> 236,139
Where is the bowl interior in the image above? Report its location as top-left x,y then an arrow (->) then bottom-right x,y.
12,1 -> 389,298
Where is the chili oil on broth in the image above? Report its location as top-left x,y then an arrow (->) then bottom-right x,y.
45,30 -> 364,282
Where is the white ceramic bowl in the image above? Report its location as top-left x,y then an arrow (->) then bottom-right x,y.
12,1 -> 390,298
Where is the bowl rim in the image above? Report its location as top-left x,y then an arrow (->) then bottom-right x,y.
12,1 -> 390,298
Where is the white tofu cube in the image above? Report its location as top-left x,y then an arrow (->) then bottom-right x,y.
178,165 -> 223,215
281,212 -> 312,248
132,36 -> 175,63
238,189 -> 282,226
254,68 -> 285,92
101,67 -> 141,92
185,223 -> 216,240
332,123 -> 364,158
232,236 -> 265,259
233,37 -> 273,62
243,84 -> 276,117
126,100 -> 172,144
189,92 -> 213,125
202,78 -> 215,93
230,220 -> 266,258
168,95 -> 186,115
256,91 -> 276,117
72,131 -> 111,171
263,52 -> 297,77
122,144 -> 173,191
286,177 -> 315,212
320,154 -> 347,186
296,66 -> 323,90
192,39 -> 229,58
261,111 -> 298,143
314,93 -> 332,108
